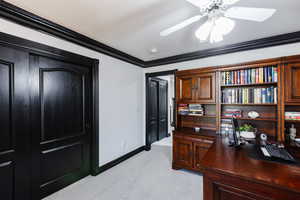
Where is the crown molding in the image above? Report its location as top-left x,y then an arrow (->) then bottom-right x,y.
1,1 -> 300,68
0,1 -> 145,67
144,31 -> 300,67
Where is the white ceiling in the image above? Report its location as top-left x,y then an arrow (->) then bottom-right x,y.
5,0 -> 300,61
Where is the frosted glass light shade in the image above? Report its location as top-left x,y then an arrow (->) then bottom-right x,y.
195,16 -> 235,43
195,19 -> 213,41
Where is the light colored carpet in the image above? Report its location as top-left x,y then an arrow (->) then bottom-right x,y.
152,135 -> 172,147
44,145 -> 203,200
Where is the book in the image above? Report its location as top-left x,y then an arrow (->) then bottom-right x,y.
222,87 -> 277,104
221,66 -> 278,86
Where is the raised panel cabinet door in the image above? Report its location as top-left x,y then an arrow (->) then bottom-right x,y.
30,55 -> 91,199
213,182 -> 270,200
0,46 -> 31,200
158,80 -> 168,140
194,72 -> 216,103
176,76 -> 194,102
285,63 -> 300,103
173,138 -> 193,168
193,143 -> 209,171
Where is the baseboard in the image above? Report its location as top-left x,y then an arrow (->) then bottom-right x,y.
92,146 -> 146,176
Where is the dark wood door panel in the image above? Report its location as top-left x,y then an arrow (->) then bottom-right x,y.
194,72 -> 216,103
177,76 -> 193,102
30,54 -> 91,199
0,46 -> 31,200
214,183 -> 271,200
0,62 -> 13,151
285,63 -> 300,103
0,161 -> 14,200
149,121 -> 158,144
40,69 -> 85,142
173,139 -> 193,167
148,79 -> 159,144
40,142 -> 84,185
158,80 -> 168,140
194,144 -> 208,170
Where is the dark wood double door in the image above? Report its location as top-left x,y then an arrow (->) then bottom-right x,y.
148,78 -> 168,144
0,45 -> 91,199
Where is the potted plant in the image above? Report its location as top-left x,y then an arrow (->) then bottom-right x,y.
238,124 -> 256,139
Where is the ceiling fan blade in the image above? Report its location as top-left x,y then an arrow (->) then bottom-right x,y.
225,7 -> 276,22
223,0 -> 240,5
160,15 -> 202,36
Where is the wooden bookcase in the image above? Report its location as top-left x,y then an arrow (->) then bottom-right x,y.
174,55 -> 300,142
176,70 -> 218,132
218,64 -> 280,139
281,56 -> 300,141
173,56 -> 300,173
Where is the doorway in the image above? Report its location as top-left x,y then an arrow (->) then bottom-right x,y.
145,70 -> 177,150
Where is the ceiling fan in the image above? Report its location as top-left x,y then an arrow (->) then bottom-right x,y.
160,0 -> 276,43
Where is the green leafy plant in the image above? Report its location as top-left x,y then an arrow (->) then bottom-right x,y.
238,124 -> 254,132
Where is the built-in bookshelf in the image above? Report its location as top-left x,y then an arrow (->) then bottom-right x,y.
177,104 -> 217,131
219,65 -> 279,138
176,56 -> 300,142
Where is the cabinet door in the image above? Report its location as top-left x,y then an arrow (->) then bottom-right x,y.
194,72 -> 216,103
173,137 -> 193,168
285,63 -> 300,103
176,76 -> 194,102
193,143 -> 209,171
213,183 -> 271,200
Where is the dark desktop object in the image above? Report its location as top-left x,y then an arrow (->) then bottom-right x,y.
229,117 -> 297,163
261,143 -> 296,162
228,117 -> 241,148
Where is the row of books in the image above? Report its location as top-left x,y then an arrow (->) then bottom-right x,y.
178,104 -> 204,116
285,112 -> 300,120
222,87 -> 277,104
221,66 -> 278,85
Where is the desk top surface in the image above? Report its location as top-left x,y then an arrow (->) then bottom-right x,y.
201,137 -> 300,193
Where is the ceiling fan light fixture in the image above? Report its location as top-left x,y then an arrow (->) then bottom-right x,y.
214,17 -> 235,36
195,19 -> 213,41
210,24 -> 223,43
196,16 -> 235,43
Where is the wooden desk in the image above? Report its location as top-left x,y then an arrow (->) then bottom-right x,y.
201,138 -> 300,200
172,128 -> 215,172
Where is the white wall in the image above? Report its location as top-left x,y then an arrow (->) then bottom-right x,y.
142,41 -> 300,143
0,18 -> 144,167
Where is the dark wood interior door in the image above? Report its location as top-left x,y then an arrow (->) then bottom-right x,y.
0,46 -> 31,200
30,55 -> 91,199
148,79 -> 159,144
158,80 -> 168,140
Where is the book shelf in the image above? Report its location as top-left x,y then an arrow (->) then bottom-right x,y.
219,65 -> 279,138
177,104 -> 217,131
175,56 -> 300,142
